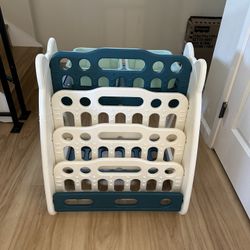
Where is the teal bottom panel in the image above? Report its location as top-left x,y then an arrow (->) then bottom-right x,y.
53,192 -> 183,212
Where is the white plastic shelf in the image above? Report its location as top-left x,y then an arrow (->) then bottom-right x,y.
54,158 -> 184,192
52,88 -> 188,130
53,124 -> 186,163
35,38 -> 207,214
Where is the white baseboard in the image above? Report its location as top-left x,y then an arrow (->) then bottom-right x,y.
201,115 -> 212,148
0,92 -> 12,123
6,21 -> 42,47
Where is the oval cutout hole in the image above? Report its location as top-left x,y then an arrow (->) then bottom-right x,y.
115,147 -> 125,157
64,179 -> 75,191
98,146 -> 108,158
62,75 -> 74,88
165,168 -> 175,175
99,132 -> 142,140
64,146 -> 75,161
63,112 -> 75,126
163,148 -> 175,161
80,167 -> 91,174
80,97 -> 91,106
149,134 -> 160,142
146,179 -> 157,191
168,78 -> 177,89
167,134 -> 177,142
63,167 -> 73,174
65,198 -> 93,205
60,58 -> 72,70
115,198 -> 138,205
150,78 -> 162,88
160,198 -> 172,206
81,146 -> 92,160
148,167 -> 158,174
115,113 -> 126,123
168,99 -> 179,108
170,62 -> 182,73
131,147 -> 142,158
98,179 -> 108,191
81,179 -> 92,190
147,147 -> 158,161
127,59 -> 145,71
149,114 -> 159,128
98,166 -> 141,173
130,179 -> 140,191
165,114 -> 177,128
132,113 -> 143,124
151,99 -> 161,108
133,78 -> 144,88
98,76 -> 109,86
98,112 -> 109,123
62,133 -> 73,141
80,76 -> 92,87
79,59 -> 91,71
61,96 -> 73,106
81,112 -> 92,126
98,58 -> 120,70
162,180 -> 173,191
152,61 -> 164,73
80,133 -> 91,141
114,179 -> 124,191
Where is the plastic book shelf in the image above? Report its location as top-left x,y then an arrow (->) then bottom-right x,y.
35,38 -> 206,215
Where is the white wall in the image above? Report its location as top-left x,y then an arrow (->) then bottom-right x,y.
0,0 -> 42,46
201,0 -> 250,146
30,0 -> 226,51
0,0 -> 35,37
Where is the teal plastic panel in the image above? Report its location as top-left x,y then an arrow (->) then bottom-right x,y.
50,48 -> 192,95
53,192 -> 183,212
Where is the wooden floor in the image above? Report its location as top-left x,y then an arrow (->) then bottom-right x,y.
0,48 -> 250,250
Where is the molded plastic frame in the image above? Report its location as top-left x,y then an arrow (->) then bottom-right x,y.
50,48 -> 192,94
35,38 -> 206,215
54,158 -> 184,192
52,88 -> 188,130
53,192 -> 183,212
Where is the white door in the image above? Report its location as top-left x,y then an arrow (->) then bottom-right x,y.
214,33 -> 250,218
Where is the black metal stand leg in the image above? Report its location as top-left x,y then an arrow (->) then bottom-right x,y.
0,57 -> 23,133
0,8 -> 30,120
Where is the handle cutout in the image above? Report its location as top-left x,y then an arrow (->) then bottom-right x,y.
98,166 -> 141,173
64,198 -> 93,205
99,132 -> 142,140
115,198 -> 138,205
99,96 -> 143,106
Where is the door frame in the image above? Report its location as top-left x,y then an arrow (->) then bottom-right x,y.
201,6 -> 250,148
